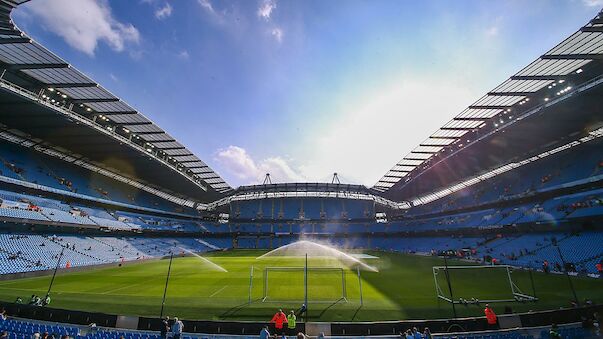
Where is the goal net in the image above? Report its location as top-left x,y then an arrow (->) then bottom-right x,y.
262,267 -> 347,303
433,265 -> 537,304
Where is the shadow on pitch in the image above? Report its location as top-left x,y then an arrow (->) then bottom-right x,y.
316,298 -> 348,319
219,298 -> 262,318
350,304 -> 363,321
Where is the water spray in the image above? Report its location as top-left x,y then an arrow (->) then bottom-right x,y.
179,247 -> 228,272
256,240 -> 378,272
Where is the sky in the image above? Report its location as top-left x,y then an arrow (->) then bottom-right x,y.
12,0 -> 603,188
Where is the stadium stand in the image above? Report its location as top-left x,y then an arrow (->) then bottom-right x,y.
0,234 -> 219,274
0,0 -> 600,337
0,317 -> 600,339
0,141 -> 195,214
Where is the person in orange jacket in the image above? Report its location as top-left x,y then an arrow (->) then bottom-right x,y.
484,304 -> 498,329
270,309 -> 288,335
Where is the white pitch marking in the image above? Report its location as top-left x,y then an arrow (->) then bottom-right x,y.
209,285 -> 228,298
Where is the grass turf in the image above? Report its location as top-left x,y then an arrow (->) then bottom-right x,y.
0,249 -> 601,322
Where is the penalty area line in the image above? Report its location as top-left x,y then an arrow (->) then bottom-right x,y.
209,285 -> 228,298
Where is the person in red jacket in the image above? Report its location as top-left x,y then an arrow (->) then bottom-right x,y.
596,262 -> 603,275
270,309 -> 288,335
484,304 -> 498,329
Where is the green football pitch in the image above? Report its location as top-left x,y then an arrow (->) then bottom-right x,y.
0,250 -> 601,322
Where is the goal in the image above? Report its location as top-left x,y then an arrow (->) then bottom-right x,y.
262,267 -> 348,303
433,265 -> 538,304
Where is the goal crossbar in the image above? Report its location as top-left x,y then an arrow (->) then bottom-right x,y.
433,265 -> 538,304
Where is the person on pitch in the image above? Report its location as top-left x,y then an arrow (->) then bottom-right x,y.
270,309 -> 288,335
297,303 -> 307,316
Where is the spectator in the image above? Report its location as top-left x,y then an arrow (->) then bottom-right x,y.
596,261 -> 602,276
423,327 -> 432,339
270,309 -> 288,335
0,331 -> 7,339
171,317 -> 183,339
484,304 -> 498,329
32,332 -> 40,339
160,316 -> 170,339
287,310 -> 297,335
296,333 -> 305,339
412,327 -> 422,339
260,326 -> 271,339
549,323 -> 562,339
403,329 -> 413,339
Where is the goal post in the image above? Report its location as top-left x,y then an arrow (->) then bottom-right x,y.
433,265 -> 538,304
262,267 -> 348,303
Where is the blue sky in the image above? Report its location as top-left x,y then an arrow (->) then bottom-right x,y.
13,0 -> 603,188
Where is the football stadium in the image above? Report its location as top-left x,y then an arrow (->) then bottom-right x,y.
0,0 -> 602,338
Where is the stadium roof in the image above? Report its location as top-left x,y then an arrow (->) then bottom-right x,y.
236,182 -> 374,195
374,9 -> 603,196
0,0 -> 232,202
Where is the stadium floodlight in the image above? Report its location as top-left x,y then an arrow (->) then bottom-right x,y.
433,265 -> 538,305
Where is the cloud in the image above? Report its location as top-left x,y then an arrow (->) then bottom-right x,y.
485,16 -> 502,37
485,25 -> 498,37
215,146 -> 305,184
257,0 -> 277,20
583,0 -> 603,6
197,0 -> 227,23
177,50 -> 190,59
109,73 -> 118,82
155,2 -> 173,20
23,0 -> 140,56
198,0 -> 216,15
271,27 -> 284,43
